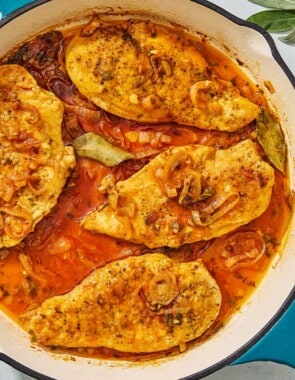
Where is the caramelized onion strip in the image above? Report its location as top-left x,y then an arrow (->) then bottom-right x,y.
178,170 -> 202,206
216,231 -> 266,271
12,139 -> 42,154
162,151 -> 190,198
190,80 -> 213,107
19,103 -> 41,125
142,272 -> 179,311
64,104 -> 102,122
191,193 -> 239,226
27,160 -> 59,196
19,252 -> 47,286
0,207 -> 32,239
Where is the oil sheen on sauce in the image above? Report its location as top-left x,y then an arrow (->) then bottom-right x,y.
0,17 -> 292,361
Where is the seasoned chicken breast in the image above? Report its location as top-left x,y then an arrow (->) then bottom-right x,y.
21,253 -> 221,353
0,64 -> 75,248
83,140 -> 274,248
66,19 -> 260,132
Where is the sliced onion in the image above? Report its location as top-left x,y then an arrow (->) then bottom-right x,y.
147,272 -> 179,306
137,130 -> 171,149
19,252 -> 47,286
190,80 -> 212,106
133,148 -> 160,159
27,161 -> 59,196
138,130 -> 153,143
165,186 -> 178,198
141,94 -> 162,110
160,59 -> 172,77
163,151 -> 189,182
191,193 -> 239,226
19,103 -> 41,125
116,195 -> 136,218
12,139 -> 41,154
0,206 -> 32,222
149,55 -> 172,81
163,151 -> 191,197
149,55 -> 160,82
178,170 -> 202,206
0,179 -> 15,203
216,230 -> 266,271
0,206 -> 32,239
64,104 -> 102,122
47,76 -> 73,103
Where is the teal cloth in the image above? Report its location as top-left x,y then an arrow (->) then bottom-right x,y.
0,0 -> 294,369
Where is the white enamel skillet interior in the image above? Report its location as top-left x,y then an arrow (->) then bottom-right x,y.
0,0 -> 294,379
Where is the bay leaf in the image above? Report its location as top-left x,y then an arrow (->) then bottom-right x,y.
73,132 -> 134,166
256,109 -> 286,173
248,0 -> 295,10
247,10 -> 295,32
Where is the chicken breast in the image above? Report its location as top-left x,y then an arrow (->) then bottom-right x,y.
82,140 -> 274,248
0,64 -> 75,248
20,253 -> 221,352
65,19 -> 260,132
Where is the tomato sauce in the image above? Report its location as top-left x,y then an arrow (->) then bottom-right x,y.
0,18 -> 293,360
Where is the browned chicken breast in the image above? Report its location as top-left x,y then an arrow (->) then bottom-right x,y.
82,140 -> 274,248
21,253 -> 221,353
0,64 -> 75,248
65,19 -> 260,131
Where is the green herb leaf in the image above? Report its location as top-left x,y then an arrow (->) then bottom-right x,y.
256,109 -> 286,173
279,27 -> 295,43
248,0 -> 295,10
247,10 -> 295,32
73,132 -> 134,166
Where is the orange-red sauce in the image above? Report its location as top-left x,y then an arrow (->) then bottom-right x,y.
0,18 -> 292,360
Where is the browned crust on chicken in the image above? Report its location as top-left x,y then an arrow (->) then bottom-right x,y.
21,253 -> 221,353
66,19 -> 260,131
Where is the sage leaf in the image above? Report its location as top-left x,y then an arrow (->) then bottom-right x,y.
256,109 -> 286,173
73,132 -> 134,166
279,27 -> 295,43
247,10 -> 295,32
248,0 -> 295,10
